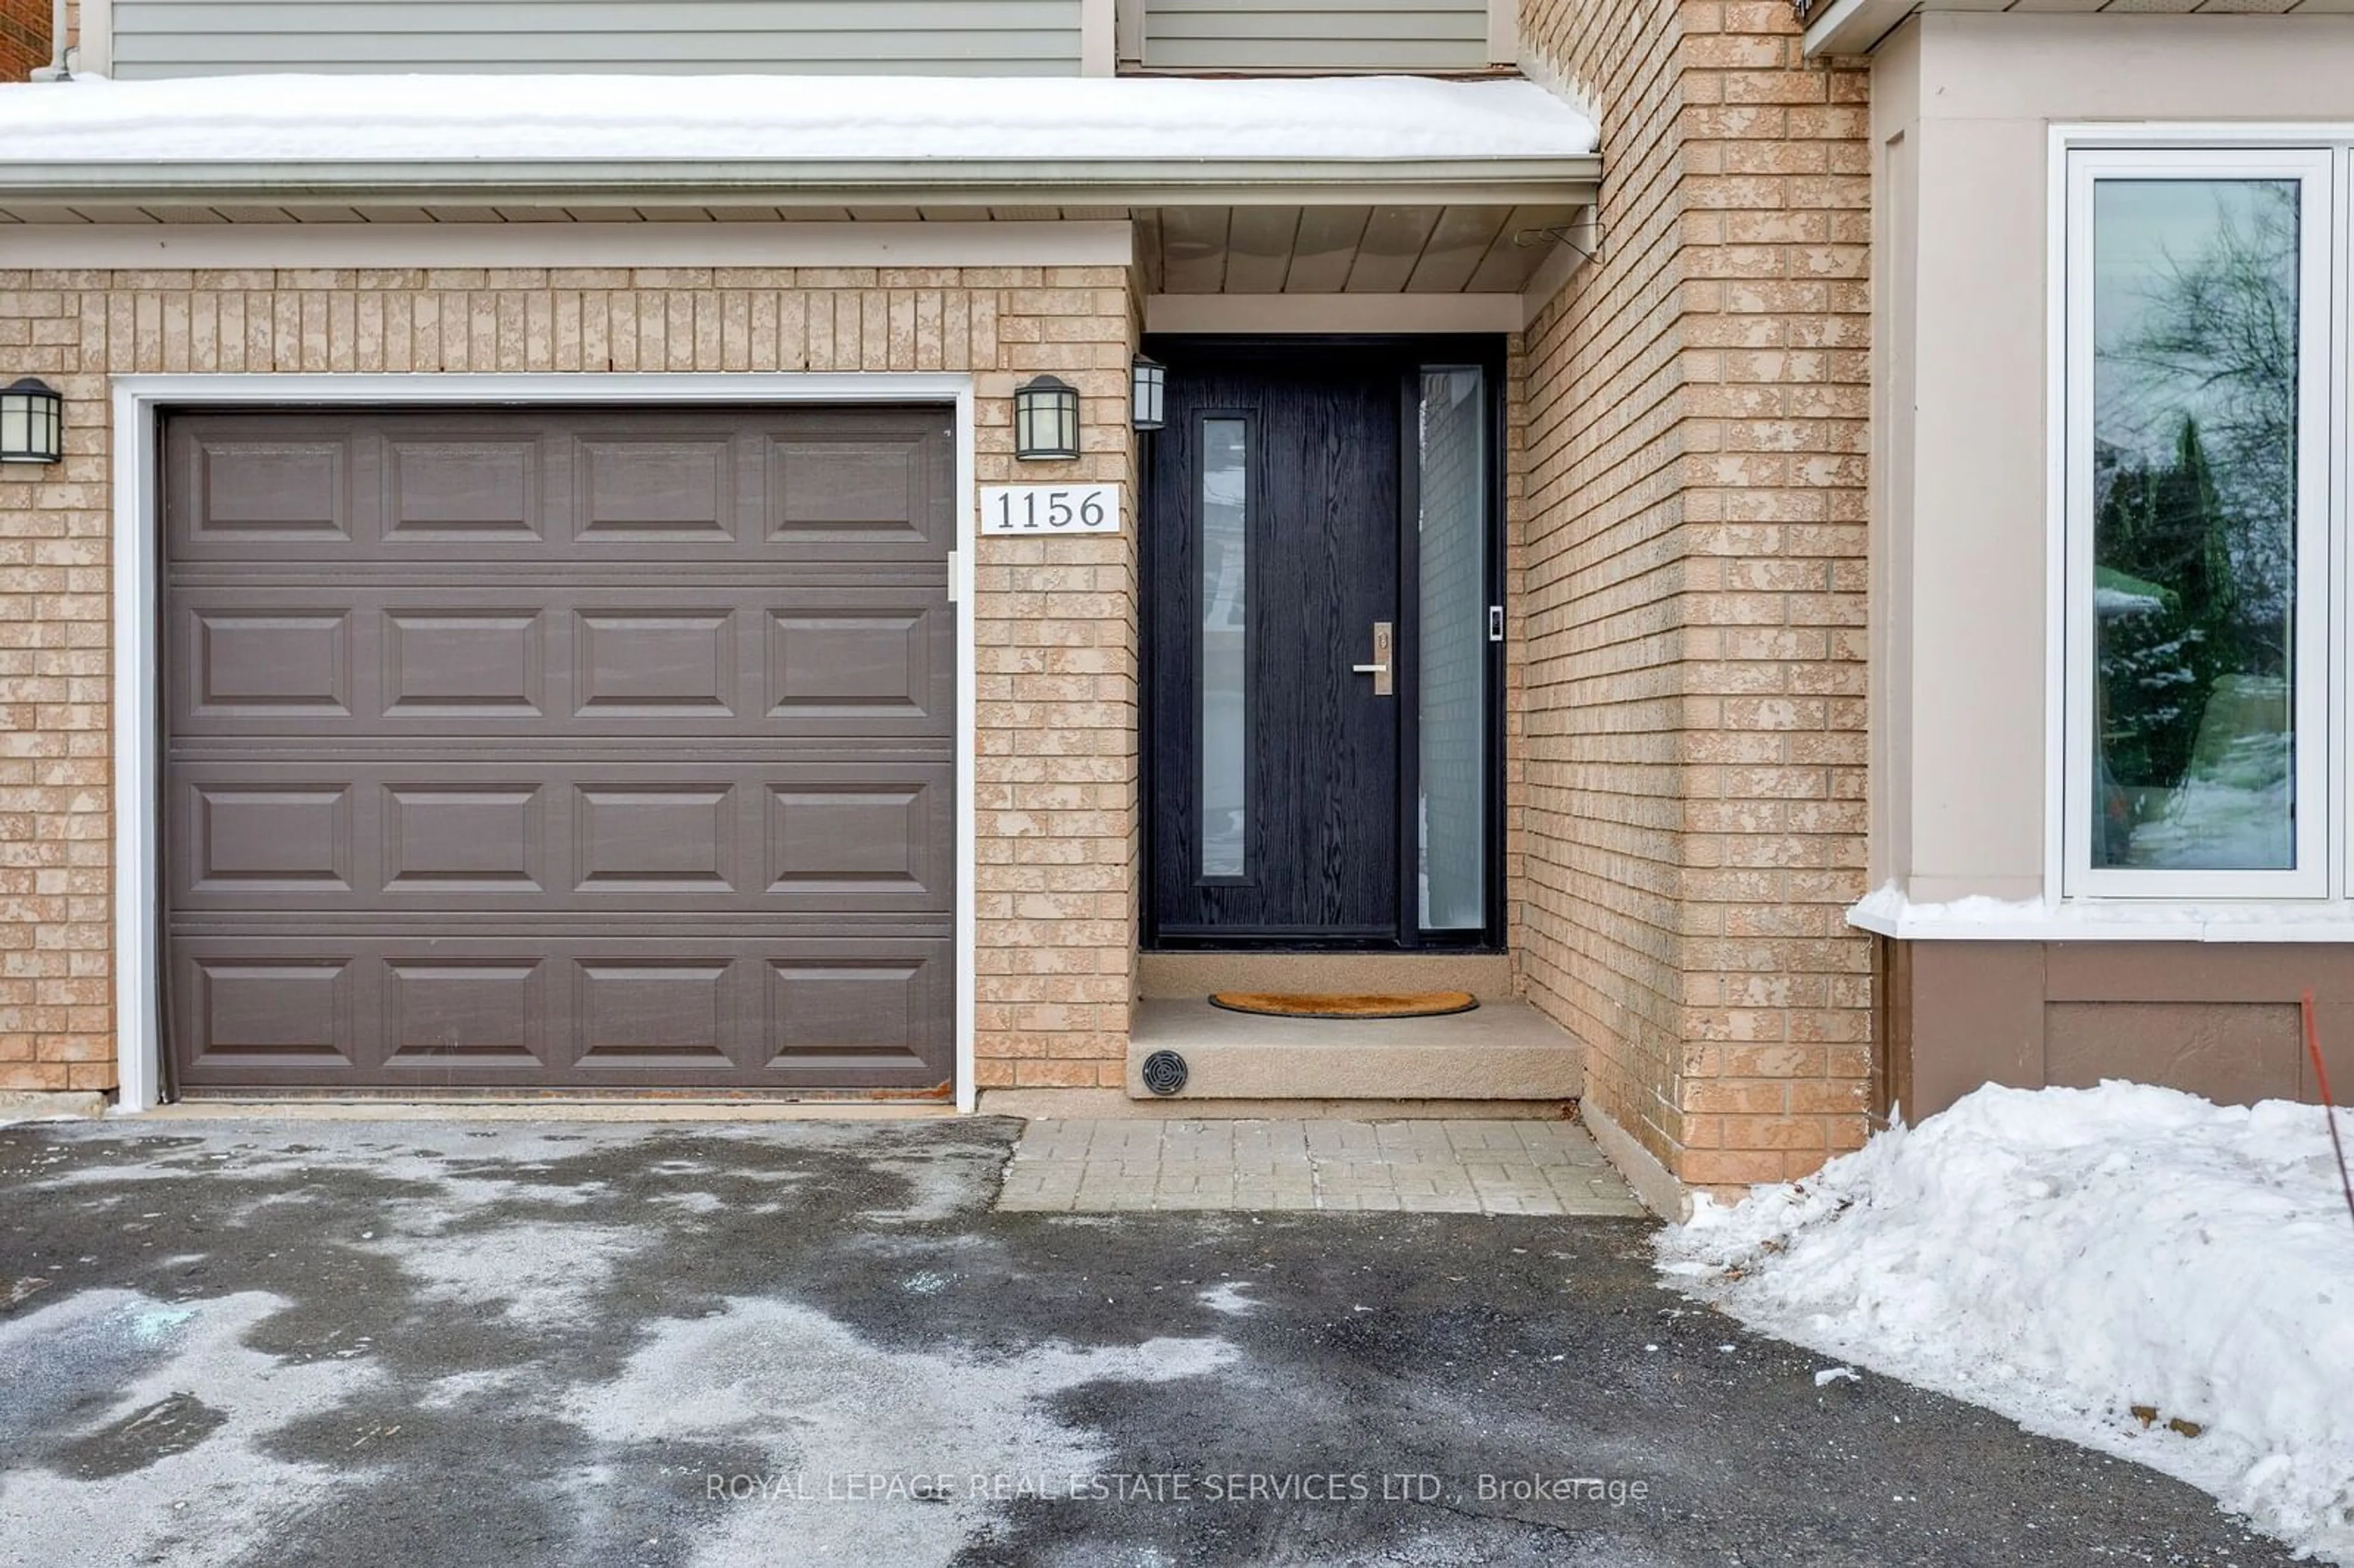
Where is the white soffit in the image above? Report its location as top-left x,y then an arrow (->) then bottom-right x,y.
1802,0 -> 2354,57
0,74 -> 1601,205
1800,0 -> 1918,55
1141,203 -> 1586,296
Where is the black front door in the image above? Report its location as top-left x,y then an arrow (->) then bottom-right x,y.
1146,347 -> 1407,943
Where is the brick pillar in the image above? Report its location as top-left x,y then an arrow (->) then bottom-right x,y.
970,269 -> 1141,1091
1672,3 -> 1872,1185
1517,0 -> 1873,1195
0,277 -> 109,1093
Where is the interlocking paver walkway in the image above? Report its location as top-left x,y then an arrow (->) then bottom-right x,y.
996,1117 -> 1649,1216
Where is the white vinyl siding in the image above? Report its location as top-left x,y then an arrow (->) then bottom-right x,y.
1141,0 -> 1489,72
109,0 -> 1083,77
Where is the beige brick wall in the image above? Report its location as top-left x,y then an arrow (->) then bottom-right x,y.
1,0 -> 49,80
0,262 -> 1141,1094
1517,0 -> 1873,1190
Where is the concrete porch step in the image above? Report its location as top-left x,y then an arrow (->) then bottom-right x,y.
1135,951 -> 1515,1000
1126,997 -> 1584,1102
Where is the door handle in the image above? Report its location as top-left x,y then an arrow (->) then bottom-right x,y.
1352,620 -> 1394,698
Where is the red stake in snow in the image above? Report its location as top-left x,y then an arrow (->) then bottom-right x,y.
2299,989 -> 2354,1234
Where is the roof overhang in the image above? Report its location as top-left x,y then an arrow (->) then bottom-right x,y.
1800,0 -> 2344,58
0,157 -> 1602,211
1799,0 -> 1917,56
0,74 -> 1604,327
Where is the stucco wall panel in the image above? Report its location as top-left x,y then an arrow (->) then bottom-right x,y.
1876,13 -> 2354,902
1913,14 -> 2354,123
1903,115 -> 2048,901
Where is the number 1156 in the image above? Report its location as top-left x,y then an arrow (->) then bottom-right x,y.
982,484 -> 1118,534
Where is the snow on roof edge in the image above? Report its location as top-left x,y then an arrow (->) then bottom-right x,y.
3,74 -> 1600,168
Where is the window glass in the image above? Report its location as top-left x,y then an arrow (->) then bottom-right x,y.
1417,368 -> 1487,930
1200,419 -> 1247,879
2089,178 -> 2301,872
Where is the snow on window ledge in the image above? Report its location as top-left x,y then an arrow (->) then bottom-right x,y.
1846,881 -> 2354,942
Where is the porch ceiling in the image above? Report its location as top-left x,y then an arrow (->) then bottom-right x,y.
1142,204 -> 1585,294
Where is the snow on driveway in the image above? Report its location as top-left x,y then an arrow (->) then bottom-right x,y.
1659,1082 -> 2354,1564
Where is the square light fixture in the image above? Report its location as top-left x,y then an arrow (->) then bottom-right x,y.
1014,374 -> 1081,461
0,378 -> 61,465
1131,356 -> 1166,432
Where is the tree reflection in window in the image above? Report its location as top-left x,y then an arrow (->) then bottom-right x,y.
2092,180 -> 2299,871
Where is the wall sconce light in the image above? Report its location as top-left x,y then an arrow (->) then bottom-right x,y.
1013,374 -> 1081,461
1131,356 -> 1165,432
0,379 -> 62,465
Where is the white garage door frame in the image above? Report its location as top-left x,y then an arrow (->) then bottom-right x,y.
110,373 -> 980,1113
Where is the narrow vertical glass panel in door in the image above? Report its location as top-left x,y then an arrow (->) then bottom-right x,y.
1200,418 -> 1248,879
2090,180 -> 2299,870
1419,368 -> 1487,929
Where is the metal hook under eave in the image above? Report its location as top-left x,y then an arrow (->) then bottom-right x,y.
1512,210 -> 1602,267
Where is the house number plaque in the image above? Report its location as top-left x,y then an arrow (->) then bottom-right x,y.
979,483 -> 1121,536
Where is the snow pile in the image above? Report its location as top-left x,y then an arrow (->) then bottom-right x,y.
1660,1083 -> 2354,1562
0,74 -> 1598,166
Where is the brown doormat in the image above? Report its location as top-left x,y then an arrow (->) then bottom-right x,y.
1207,991 -> 1479,1021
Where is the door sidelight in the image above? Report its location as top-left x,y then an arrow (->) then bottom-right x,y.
1352,620 -> 1395,698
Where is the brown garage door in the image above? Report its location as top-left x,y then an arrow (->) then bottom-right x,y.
161,406 -> 956,1094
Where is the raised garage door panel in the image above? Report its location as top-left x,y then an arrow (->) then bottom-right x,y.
169,761 -> 954,916
166,411 -> 954,563
162,407 -> 957,1092
170,937 -> 954,1087
169,585 -> 953,739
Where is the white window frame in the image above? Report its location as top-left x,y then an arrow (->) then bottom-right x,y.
2060,144 -> 2336,901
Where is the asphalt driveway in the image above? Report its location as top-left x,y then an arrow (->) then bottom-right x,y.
0,1116 -> 2298,1567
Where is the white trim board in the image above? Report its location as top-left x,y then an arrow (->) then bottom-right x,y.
18,221 -> 1134,271
10,168 -> 1601,213
1145,293 -> 1525,336
78,0 -> 112,75
1487,0 -> 1519,66
109,372 -> 981,1116
1081,0 -> 1116,75
2042,124 -> 2069,911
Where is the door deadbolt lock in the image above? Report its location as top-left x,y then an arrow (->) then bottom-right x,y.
1352,620 -> 1395,698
